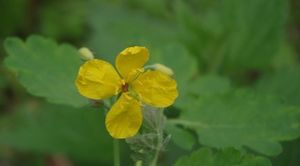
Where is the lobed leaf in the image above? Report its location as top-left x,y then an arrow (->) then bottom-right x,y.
169,75 -> 300,156
255,65 -> 300,106
4,35 -> 88,107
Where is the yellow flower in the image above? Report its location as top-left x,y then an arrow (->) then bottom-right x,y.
75,46 -> 178,139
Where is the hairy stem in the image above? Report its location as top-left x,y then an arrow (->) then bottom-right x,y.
150,131 -> 162,166
150,110 -> 164,166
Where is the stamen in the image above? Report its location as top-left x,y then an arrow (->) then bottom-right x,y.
122,82 -> 129,92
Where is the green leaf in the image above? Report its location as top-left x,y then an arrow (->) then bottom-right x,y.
86,2 -> 179,63
0,76 -> 5,90
4,35 -> 88,107
127,0 -> 169,17
39,0 -> 87,39
255,66 -> 300,106
0,75 -> 6,106
187,75 -> 231,97
221,0 -> 287,71
176,0 -> 287,72
271,42 -> 298,69
176,75 -> 231,110
166,124 -> 196,151
272,139 -> 300,166
0,0 -> 28,37
169,89 -> 300,156
175,147 -> 271,166
0,101 -> 112,162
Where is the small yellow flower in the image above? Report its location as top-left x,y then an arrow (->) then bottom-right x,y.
75,46 -> 178,139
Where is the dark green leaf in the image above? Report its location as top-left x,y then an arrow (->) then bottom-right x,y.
127,0 -> 169,17
176,0 -> 287,72
0,0 -> 28,37
272,138 -> 300,166
39,0 -> 87,39
0,101 -> 112,162
175,147 -> 271,166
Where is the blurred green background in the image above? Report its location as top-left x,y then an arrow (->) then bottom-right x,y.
0,0 -> 300,165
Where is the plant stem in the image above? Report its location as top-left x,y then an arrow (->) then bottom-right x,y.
150,109 -> 166,166
114,139 -> 120,166
151,145 -> 160,166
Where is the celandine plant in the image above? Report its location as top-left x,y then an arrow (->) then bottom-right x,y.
75,46 -> 178,165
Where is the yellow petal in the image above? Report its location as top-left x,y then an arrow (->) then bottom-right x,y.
116,46 -> 149,82
105,93 -> 142,139
75,59 -> 122,100
132,70 -> 178,107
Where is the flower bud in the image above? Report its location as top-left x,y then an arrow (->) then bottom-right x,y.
79,47 -> 94,60
151,63 -> 174,76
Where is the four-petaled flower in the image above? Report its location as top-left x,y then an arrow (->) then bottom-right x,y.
75,46 -> 178,139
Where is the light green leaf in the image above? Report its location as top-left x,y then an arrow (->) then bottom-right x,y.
271,42 -> 298,69
255,66 -> 300,106
169,89 -> 300,156
176,75 -> 230,110
187,75 -> 231,97
175,147 -> 271,166
0,101 -> 112,162
4,35 -> 88,107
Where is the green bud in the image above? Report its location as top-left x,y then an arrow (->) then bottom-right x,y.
79,47 -> 94,60
147,63 -> 174,76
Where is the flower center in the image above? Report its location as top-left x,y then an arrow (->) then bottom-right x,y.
122,82 -> 129,92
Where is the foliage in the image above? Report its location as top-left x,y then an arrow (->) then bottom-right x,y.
0,0 -> 28,37
0,0 -> 300,165
175,147 -> 271,166
255,66 -> 300,106
4,36 -> 88,107
175,0 -> 287,72
0,101 -> 112,163
38,0 -> 87,40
